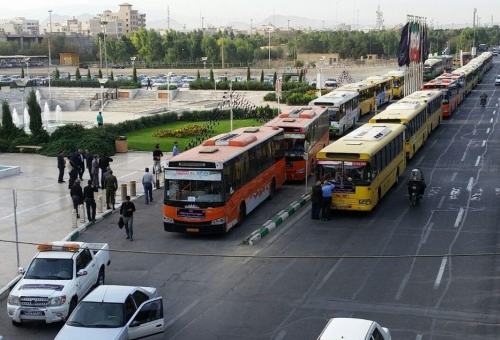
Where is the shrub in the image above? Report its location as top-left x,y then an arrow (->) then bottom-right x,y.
157,85 -> 178,90
152,125 -> 206,138
263,92 -> 277,101
286,93 -> 317,105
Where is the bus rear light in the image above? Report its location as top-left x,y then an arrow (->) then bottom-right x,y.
296,168 -> 306,173
163,216 -> 174,223
211,217 -> 226,225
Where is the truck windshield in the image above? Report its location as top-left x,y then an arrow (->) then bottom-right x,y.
67,302 -> 125,328
25,258 -> 73,280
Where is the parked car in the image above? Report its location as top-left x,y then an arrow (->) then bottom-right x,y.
54,285 -> 164,340
496,75 -> 500,86
78,63 -> 88,69
325,78 -> 338,87
111,64 -> 125,69
317,318 -> 391,340
7,241 -> 111,326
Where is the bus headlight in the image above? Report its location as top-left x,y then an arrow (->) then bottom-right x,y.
211,217 -> 226,225
359,199 -> 371,205
163,216 -> 174,223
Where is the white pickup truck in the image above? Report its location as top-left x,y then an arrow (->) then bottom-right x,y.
317,318 -> 391,340
7,241 -> 111,326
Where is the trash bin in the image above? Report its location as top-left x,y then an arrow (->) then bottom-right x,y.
115,136 -> 128,153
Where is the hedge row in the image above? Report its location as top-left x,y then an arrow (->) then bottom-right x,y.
43,79 -> 141,89
189,80 -> 310,91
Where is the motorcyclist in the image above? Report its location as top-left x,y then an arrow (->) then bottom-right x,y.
480,92 -> 487,105
407,168 -> 426,200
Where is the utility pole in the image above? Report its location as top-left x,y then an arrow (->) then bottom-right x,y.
473,8 -> 477,52
167,6 -> 170,30
48,10 -> 52,99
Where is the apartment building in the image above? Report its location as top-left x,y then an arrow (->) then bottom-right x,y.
0,17 -> 39,35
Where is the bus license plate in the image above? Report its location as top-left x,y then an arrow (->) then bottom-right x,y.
186,228 -> 199,233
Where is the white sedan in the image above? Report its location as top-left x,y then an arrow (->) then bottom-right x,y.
55,285 -> 164,340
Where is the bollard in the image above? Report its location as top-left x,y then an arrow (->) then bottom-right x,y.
121,184 -> 127,202
80,205 -> 86,223
130,181 -> 136,197
97,196 -> 103,213
72,209 -> 78,228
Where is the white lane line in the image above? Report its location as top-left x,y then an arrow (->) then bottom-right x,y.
395,272 -> 411,300
274,330 -> 287,340
0,194 -> 70,220
117,171 -> 138,179
475,156 -> 481,166
461,140 -> 472,161
466,177 -> 474,192
417,156 -> 425,164
486,127 -> 491,134
270,259 -> 297,286
434,256 -> 448,289
422,222 -> 434,244
416,334 -> 423,340
113,157 -> 142,166
165,299 -> 200,329
437,196 -> 445,209
491,118 -> 494,123
317,259 -> 344,290
454,207 -> 465,228
450,172 -> 457,181
482,140 -> 486,147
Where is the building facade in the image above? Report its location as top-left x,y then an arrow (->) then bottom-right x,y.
0,17 -> 39,35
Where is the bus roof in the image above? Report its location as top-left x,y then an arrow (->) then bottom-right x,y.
362,75 -> 393,85
400,90 -> 442,103
166,126 -> 283,168
385,70 -> 405,77
264,106 -> 327,129
338,81 -> 376,92
422,77 -> 457,88
317,123 -> 406,158
309,90 -> 359,106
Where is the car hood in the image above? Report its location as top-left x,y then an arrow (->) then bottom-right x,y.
55,325 -> 125,340
12,279 -> 70,297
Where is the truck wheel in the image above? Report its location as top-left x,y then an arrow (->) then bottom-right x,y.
96,268 -> 105,287
12,320 -> 21,327
68,298 -> 77,319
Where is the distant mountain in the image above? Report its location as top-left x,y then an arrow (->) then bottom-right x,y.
147,18 -> 184,30
40,13 -> 94,26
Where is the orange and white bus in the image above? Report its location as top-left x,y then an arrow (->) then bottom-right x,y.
422,78 -> 460,117
436,72 -> 466,104
163,126 -> 286,234
264,106 -> 330,181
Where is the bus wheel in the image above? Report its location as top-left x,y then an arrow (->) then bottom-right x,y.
238,202 -> 246,225
268,179 -> 276,200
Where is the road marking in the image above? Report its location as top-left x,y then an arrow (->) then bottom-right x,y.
491,118 -> 494,123
449,187 -> 461,200
454,207 -> 465,228
270,259 -> 297,286
165,299 -> 200,329
416,334 -> 423,340
417,156 -> 425,164
450,172 -> 457,181
395,272 -> 411,300
482,140 -> 486,147
114,157 -> 142,166
461,140 -> 472,161
274,330 -> 287,340
486,127 -> 491,134
317,259 -> 344,290
422,222 -> 434,244
437,196 -> 445,209
0,194 -> 70,220
434,256 -> 448,289
466,177 -> 474,192
475,156 -> 481,166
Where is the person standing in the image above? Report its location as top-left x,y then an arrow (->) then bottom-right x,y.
321,180 -> 335,221
120,195 -> 136,241
172,141 -> 179,156
97,111 -> 103,127
152,144 -> 163,174
142,167 -> 154,204
70,179 -> 84,219
85,149 -> 93,181
99,155 -> 113,188
57,150 -> 66,183
311,181 -> 323,220
104,169 -> 118,210
67,156 -> 78,190
70,149 -> 82,181
146,78 -> 152,90
83,180 -> 98,221
91,155 -> 100,188
78,149 -> 85,180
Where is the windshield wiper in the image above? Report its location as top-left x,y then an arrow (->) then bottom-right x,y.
92,324 -> 114,328
67,321 -> 87,327
24,275 -> 42,279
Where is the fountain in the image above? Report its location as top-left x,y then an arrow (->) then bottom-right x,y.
43,102 -> 50,128
55,105 -> 62,125
23,108 -> 30,132
12,108 -> 19,127
35,90 -> 42,106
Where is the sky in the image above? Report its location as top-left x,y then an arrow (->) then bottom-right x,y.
0,0 -> 496,29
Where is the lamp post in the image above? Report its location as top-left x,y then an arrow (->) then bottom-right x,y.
101,20 -> 109,78
48,9 -> 52,99
250,19 -> 253,35
97,78 -> 107,113
264,24 -> 271,69
15,79 -> 28,129
24,57 -> 31,80
202,56 -> 207,77
229,79 -> 233,132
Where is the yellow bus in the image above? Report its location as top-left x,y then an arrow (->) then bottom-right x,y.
362,75 -> 394,106
452,68 -> 474,96
385,70 -> 405,99
316,123 -> 406,211
370,90 -> 442,159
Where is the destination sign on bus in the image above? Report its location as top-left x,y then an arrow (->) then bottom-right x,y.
168,161 -> 216,168
177,208 -> 206,219
165,170 -> 221,181
283,127 -> 303,133
284,133 -> 305,139
317,161 -> 367,166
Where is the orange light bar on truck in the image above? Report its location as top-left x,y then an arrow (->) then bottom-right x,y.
37,243 -> 81,252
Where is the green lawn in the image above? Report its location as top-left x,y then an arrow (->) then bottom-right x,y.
127,119 -> 262,151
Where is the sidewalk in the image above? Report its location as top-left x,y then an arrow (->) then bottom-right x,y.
0,151 -> 164,289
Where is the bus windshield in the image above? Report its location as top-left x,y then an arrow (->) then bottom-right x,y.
165,169 -> 225,203
393,79 -> 400,88
327,108 -> 343,122
423,67 -> 432,73
319,161 -> 371,186
440,89 -> 450,103
285,138 -> 306,161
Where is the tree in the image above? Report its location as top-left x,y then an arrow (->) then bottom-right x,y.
98,69 -> 103,78
247,66 -> 251,81
1,100 -> 15,138
87,69 -> 91,79
273,71 -> 277,86
133,66 -> 137,82
196,69 -> 200,80
110,70 -> 114,81
26,90 -> 44,138
261,70 -> 264,82
21,68 -> 24,78
67,72 -> 70,79
55,68 -> 60,79
75,68 -> 81,80
209,68 -> 214,82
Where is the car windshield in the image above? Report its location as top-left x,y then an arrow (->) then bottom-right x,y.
66,302 -> 125,328
25,258 -> 73,280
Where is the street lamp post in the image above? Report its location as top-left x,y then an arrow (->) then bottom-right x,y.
229,80 -> 233,132
250,19 -> 253,35
265,24 -> 271,69
48,10 -> 52,99
97,78 -> 107,114
15,79 -> 28,129
101,21 -> 109,78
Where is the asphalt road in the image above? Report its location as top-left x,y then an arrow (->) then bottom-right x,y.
2,63 -> 500,339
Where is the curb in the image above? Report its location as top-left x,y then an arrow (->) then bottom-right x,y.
0,186 -> 159,301
243,193 -> 311,246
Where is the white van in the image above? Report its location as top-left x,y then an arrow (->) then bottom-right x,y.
317,318 -> 391,340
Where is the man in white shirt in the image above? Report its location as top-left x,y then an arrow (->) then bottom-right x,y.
142,167 -> 154,204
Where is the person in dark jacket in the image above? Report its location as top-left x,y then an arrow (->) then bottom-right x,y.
85,149 -> 94,181
67,157 -> 78,190
99,155 -> 113,188
83,180 -> 98,221
70,179 -> 84,219
57,150 -> 66,183
120,195 -> 136,241
311,181 -> 323,220
70,150 -> 82,181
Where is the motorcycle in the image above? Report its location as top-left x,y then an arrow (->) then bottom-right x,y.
481,97 -> 487,107
409,182 -> 422,206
